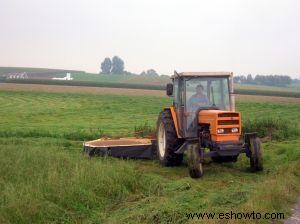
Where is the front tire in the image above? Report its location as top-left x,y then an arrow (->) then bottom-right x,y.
187,143 -> 203,178
156,110 -> 183,166
249,137 -> 263,172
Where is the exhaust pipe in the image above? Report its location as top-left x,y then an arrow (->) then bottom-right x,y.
229,72 -> 235,112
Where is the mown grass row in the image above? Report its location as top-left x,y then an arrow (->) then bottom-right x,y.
1,78 -> 165,90
2,78 -> 300,98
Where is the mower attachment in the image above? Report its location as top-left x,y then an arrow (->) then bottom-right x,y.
83,138 -> 156,159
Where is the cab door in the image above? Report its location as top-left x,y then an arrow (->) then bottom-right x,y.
173,78 -> 185,137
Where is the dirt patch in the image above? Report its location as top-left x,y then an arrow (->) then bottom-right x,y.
85,138 -> 153,147
1,83 -> 300,103
284,203 -> 300,224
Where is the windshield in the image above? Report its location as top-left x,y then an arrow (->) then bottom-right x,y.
186,77 -> 230,111
185,77 -> 230,137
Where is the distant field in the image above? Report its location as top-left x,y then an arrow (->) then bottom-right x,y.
0,90 -> 299,223
72,72 -> 129,83
2,83 -> 300,104
1,78 -> 165,90
2,78 -> 300,98
235,84 -> 300,92
0,83 -> 166,97
72,72 -> 170,86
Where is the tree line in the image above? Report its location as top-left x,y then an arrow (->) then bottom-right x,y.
100,56 -> 161,77
233,74 -> 292,87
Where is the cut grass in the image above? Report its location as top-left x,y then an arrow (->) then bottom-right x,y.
0,138 -> 299,223
0,138 -> 162,223
0,90 -> 299,223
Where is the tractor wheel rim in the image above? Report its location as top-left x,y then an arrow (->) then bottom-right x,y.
158,123 -> 166,157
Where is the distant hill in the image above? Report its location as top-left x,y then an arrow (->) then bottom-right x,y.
0,67 -> 84,79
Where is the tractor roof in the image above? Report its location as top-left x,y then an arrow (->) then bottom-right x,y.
173,72 -> 232,78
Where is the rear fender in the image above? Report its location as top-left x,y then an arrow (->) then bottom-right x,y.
163,107 -> 182,138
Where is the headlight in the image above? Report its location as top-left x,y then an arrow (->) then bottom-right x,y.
217,128 -> 224,134
231,128 -> 239,133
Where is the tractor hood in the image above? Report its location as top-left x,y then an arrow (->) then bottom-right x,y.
198,110 -> 241,142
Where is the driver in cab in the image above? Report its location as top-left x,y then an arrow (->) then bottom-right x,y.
188,84 -> 209,111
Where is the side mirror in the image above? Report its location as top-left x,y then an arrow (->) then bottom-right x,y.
166,83 -> 173,96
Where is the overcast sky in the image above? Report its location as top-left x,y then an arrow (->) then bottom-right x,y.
0,0 -> 299,77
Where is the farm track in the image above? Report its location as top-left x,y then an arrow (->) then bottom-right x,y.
1,83 -> 300,103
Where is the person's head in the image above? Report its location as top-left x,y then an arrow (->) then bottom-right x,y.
196,84 -> 204,95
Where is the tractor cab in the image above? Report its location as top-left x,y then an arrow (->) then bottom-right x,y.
166,72 -> 236,139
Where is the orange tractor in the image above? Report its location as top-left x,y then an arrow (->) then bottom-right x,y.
156,72 -> 263,178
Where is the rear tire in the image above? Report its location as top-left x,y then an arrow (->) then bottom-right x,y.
249,137 -> 263,172
156,110 -> 183,166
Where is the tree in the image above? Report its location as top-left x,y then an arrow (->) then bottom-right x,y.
100,58 -> 112,74
140,69 -> 159,77
111,56 -> 124,74
140,71 -> 147,76
246,74 -> 253,84
146,69 -> 159,77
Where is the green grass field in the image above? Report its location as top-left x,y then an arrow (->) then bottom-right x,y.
0,90 -> 299,223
